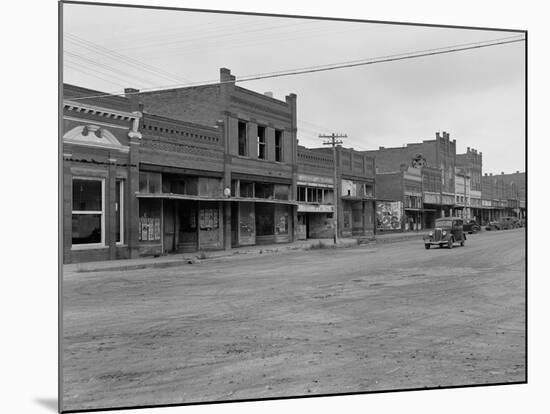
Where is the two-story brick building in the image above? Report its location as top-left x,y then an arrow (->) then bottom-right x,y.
128,68 -> 298,248
365,131 -> 457,227
295,145 -> 335,239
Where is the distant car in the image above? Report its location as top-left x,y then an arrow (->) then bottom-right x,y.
463,220 -> 481,234
486,216 -> 519,230
423,217 -> 466,249
518,218 -> 526,227
499,216 -> 519,229
485,221 -> 501,231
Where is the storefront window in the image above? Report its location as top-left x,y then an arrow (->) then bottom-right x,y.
139,199 -> 161,242
199,208 -> 219,230
255,182 -> 274,199
139,172 -> 161,194
240,181 -> 254,198
72,178 -> 104,246
297,186 -> 306,202
274,184 -> 289,200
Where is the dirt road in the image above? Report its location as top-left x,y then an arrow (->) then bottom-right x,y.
62,229 -> 526,411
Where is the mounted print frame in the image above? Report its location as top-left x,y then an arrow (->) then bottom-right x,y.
59,1 -> 527,412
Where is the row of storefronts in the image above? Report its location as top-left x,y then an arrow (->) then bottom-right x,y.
62,69 -> 525,263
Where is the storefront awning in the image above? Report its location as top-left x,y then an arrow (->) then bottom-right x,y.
297,204 -> 334,213
136,192 -> 298,205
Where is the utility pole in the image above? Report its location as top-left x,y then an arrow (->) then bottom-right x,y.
319,133 -> 347,244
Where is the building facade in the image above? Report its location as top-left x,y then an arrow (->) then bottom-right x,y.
133,68 -> 298,248
296,146 -> 335,239
62,85 -> 142,264
365,131 -> 456,229
456,147 -> 482,223
375,164 -> 423,232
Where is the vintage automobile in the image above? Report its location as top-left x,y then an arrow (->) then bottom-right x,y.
462,219 -> 481,234
486,216 -> 519,230
423,217 -> 466,249
485,220 -> 501,230
500,216 -> 519,229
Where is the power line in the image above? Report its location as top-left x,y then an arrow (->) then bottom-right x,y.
64,33 -> 193,84
67,35 -> 525,101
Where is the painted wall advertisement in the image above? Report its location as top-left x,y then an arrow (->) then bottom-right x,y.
376,201 -> 403,231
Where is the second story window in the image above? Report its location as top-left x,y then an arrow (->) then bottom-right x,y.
238,121 -> 247,156
275,130 -> 283,162
257,126 -> 266,160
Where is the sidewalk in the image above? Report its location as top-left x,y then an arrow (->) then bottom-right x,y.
64,237 -> 359,274
64,231 -> 429,274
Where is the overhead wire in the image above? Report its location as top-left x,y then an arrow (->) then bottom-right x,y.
64,33 -> 193,84
67,35 -> 525,102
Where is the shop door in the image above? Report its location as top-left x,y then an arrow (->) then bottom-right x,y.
163,200 -> 177,253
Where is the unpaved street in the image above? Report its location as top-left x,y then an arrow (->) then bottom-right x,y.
62,229 -> 526,411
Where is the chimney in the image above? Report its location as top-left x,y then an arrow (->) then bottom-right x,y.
379,146 -> 385,149
220,67 -> 236,83
516,170 -> 520,174
124,88 -> 141,111
436,132 -> 441,139
264,91 -> 273,98
501,172 -> 504,175
467,147 -> 470,152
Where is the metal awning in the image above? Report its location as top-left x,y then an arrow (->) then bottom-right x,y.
135,192 -> 298,205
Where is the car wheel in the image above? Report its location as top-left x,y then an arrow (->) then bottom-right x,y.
447,238 -> 454,249
425,244 -> 430,249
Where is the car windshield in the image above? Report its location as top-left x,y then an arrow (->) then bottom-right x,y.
435,219 -> 453,227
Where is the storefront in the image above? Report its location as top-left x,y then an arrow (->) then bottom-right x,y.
229,177 -> 296,246
136,169 -> 226,255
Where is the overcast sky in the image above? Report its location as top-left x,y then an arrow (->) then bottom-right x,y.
62,3 -> 525,173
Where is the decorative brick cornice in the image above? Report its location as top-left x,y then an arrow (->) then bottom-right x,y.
64,100 -> 141,121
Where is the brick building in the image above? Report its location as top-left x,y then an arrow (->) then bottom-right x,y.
309,146 -> 376,237
481,171 -> 526,223
454,168 -> 471,220
129,67 -> 298,248
375,164 -> 423,232
365,131 -> 457,227
296,146 -> 335,239
496,171 -> 526,219
456,147 -> 483,222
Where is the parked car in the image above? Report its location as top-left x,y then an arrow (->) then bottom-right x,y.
499,216 -> 519,229
423,217 -> 466,249
463,219 -> 481,234
486,216 -> 519,230
485,220 -> 501,231
517,218 -> 526,227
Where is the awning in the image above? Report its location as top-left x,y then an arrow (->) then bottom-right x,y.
298,204 -> 334,213
135,192 -> 298,205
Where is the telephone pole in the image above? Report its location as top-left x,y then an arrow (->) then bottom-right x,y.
319,133 -> 347,244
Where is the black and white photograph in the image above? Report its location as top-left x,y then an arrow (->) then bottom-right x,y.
58,1 -> 528,412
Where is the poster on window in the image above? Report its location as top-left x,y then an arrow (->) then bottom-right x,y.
376,201 -> 403,231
